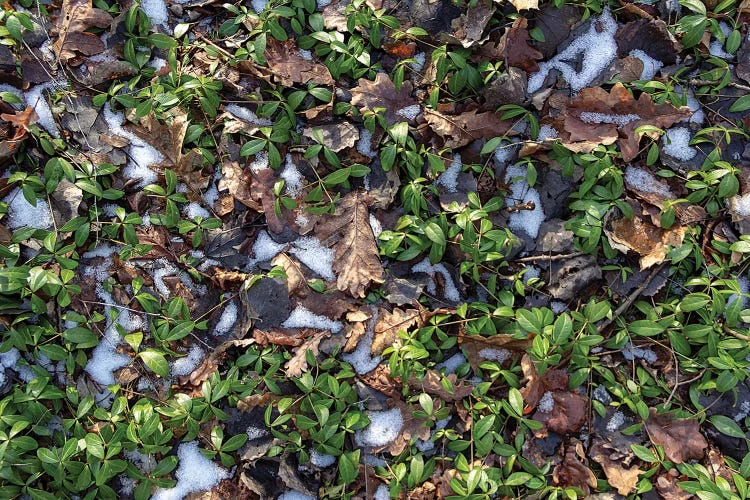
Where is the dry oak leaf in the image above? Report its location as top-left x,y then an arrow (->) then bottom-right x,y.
51,0 -> 113,62
458,333 -> 532,372
533,392 -> 588,435
302,122 -> 359,152
655,470 -> 693,500
408,370 -> 473,402
553,441 -> 597,494
264,38 -> 334,87
424,108 -> 513,149
0,107 -> 38,140
350,72 -> 416,127
590,438 -> 643,496
564,83 -> 691,162
644,408 -> 708,463
385,399 -> 431,456
503,18 -> 544,72
285,329 -> 330,377
371,307 -> 421,356
315,190 -> 384,298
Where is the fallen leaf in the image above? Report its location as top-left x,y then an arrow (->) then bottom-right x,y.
383,41 -> 416,59
0,107 -> 38,140
237,392 -> 277,412
424,108 -> 513,149
449,3 -> 495,48
371,307 -> 421,355
615,19 -> 682,65
590,438 -> 643,496
553,441 -> 597,494
253,328 -> 307,347
351,72 -> 416,127
502,0 -> 538,10
257,38 -> 334,87
655,470 -> 692,500
458,334 -> 532,372
534,392 -> 588,435
503,18 -> 544,72
284,330 -> 330,377
644,408 -> 708,463
386,399 -> 431,456
315,191 -> 384,298
407,370 -> 473,402
51,0 -> 113,62
563,83 -> 691,162
302,122 -> 359,152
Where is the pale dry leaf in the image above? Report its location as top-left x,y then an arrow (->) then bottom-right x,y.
350,72 -> 416,127
271,253 -> 307,297
51,0 -> 113,62
644,408 -> 708,463
590,438 -> 643,495
315,191 -> 384,298
502,0 -> 539,11
303,122 -> 359,152
408,370 -> 473,402
655,470 -> 693,500
424,108 -> 513,149
371,307 -> 421,355
459,334 -> 532,372
284,330 -> 330,377
386,399 -> 431,456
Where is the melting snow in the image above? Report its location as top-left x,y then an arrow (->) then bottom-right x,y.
621,342 -> 657,363
734,400 -> 750,422
355,409 -> 404,447
537,391 -> 555,413
281,154 -> 304,195
124,449 -> 157,473
579,112 -> 641,126
592,385 -> 612,404
369,214 -> 383,238
435,154 -> 462,193
103,104 -> 162,186
251,0 -> 268,12
140,0 -> 168,25
629,49 -> 664,81
411,258 -> 460,302
436,352 -> 466,374
224,104 -> 273,126
624,166 -> 673,197
171,344 -> 204,377
151,441 -> 229,500
395,104 -> 421,120
25,82 -> 65,138
537,125 -> 558,141
504,164 -> 545,239
278,492 -> 315,500
251,230 -> 287,262
248,150 -> 270,173
606,411 -> 626,432
215,301 -> 238,336
184,202 -> 210,220
374,485 -> 390,500
283,306 -> 343,333
410,52 -> 426,72
357,128 -> 378,158
527,7 -> 618,93
309,449 -> 336,467
662,127 -> 697,161
342,309 -> 380,374
478,348 -> 510,364
2,187 -> 54,230
289,236 -> 335,281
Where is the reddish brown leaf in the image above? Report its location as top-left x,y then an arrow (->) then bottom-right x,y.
553,441 -> 597,494
644,408 -> 708,463
504,18 -> 544,72
655,470 -> 692,500
257,38 -> 334,87
458,334 -> 532,372
534,392 -> 588,435
424,108 -> 513,149
284,330 -> 330,377
0,107 -> 38,140
51,0 -> 113,62
383,41 -> 416,59
350,72 -> 416,127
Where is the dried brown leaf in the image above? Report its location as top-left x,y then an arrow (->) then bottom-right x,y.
371,307 -> 421,355
553,441 -> 597,494
506,0 -> 539,10
51,0 -> 113,62
534,392 -> 588,435
284,330 -> 330,377
302,122 -> 359,152
315,191 -> 384,298
265,39 -> 334,87
424,108 -> 513,149
590,438 -> 643,496
655,470 -> 692,500
504,18 -> 544,72
408,370 -> 473,402
458,334 -> 532,372
644,408 -> 708,463
386,399 -> 431,456
350,72 -> 416,127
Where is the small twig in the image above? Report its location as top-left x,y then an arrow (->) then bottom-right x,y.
722,324 -> 750,342
597,262 -> 667,335
513,251 -> 586,263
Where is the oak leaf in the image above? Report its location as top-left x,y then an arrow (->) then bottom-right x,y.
351,72 -> 416,127
424,108 -> 513,149
503,18 -> 544,72
458,333 -> 532,372
563,83 -> 691,162
0,107 -> 38,140
553,441 -> 597,494
315,191 -> 384,298
263,38 -> 334,87
371,307 -> 421,355
51,0 -> 113,62
284,330 -> 330,377
408,370 -> 473,402
590,438 -> 643,495
644,408 -> 708,463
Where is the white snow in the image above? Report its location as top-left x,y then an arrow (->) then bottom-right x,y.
171,344 -> 204,377
621,342 -> 657,363
606,411 -> 626,432
624,166 -> 673,197
435,154 -> 462,193
733,400 -> 750,422
251,230 -> 287,262
369,214 -> 383,238
537,391 -> 555,413
357,128 -> 378,158
411,258 -> 460,302
710,39 -> 733,59
374,485 -> 390,500
355,409 -> 404,447
527,7 -> 618,93
103,104 -> 162,186
395,104 -> 421,120
629,49 -> 664,81
729,193 -> 750,218
278,492 -> 315,500
309,449 -> 336,467
316,0 -> 332,7
2,187 -> 54,230
281,154 -> 304,195
248,150 -> 269,173
246,426 -> 269,440
151,441 -> 229,500
184,202 -> 210,220
124,449 -> 157,473
25,82 -> 64,138
593,385 -> 612,404
504,164 -> 545,239
436,352 -> 466,374
224,104 -> 273,126
579,112 -> 641,127
494,142 -> 518,165
537,125 -> 558,141
215,301 -> 238,336
478,348 -> 510,364
523,266 -> 540,283
140,0 -> 168,25
550,301 -> 568,313
342,309 -> 380,374
283,306 -> 343,333
662,127 -> 697,161
410,52 -> 426,72
289,236 -> 335,281
298,49 -> 313,61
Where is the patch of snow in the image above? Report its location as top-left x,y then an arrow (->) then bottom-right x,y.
374,485 -> 390,500
621,342 -> 657,363
523,266 -> 540,283
550,301 -> 568,313
289,236 -> 335,281
184,202 -> 210,220
281,154 -> 303,195
537,125 -> 558,141
478,348 -> 510,364
278,492 -> 315,500
436,352 -> 466,374
537,391 -> 555,413
494,142 -> 518,165
252,230 -> 287,262
215,302 -> 238,336
395,104 -> 421,120
504,164 -> 545,239
624,166 -> 673,197
103,104 -> 161,186
249,150 -> 269,173
606,411 -> 626,432
283,306 -> 343,333
246,426 -> 269,440
410,52 -> 426,72
124,449 -> 157,473
316,0 -> 332,7
727,276 -> 749,310
435,154 -> 462,193
411,258 -> 460,302
730,193 -> 750,218
225,104 -> 273,126
592,385 -> 612,404
342,309 -> 380,374
527,7 -> 618,93
171,344 -> 204,377
140,0 -> 168,25
369,214 -> 383,238
662,127 -> 697,161
309,449 -> 336,467
355,409 -> 404,447
25,82 -> 65,138
357,128 -> 378,158
2,187 -> 54,230
734,400 -> 750,422
151,441 -> 229,500
579,112 -> 641,127
629,49 -> 664,81
298,49 -> 313,61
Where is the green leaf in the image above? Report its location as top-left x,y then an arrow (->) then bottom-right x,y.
338,450 -> 360,485
680,293 -> 711,312
631,444 -> 658,462
424,222 -> 446,246
508,387 -> 523,416
729,94 -> 750,113
629,320 -> 664,337
140,350 -> 168,378
148,33 -> 178,49
710,415 -> 747,438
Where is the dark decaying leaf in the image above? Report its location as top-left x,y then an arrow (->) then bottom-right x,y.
615,19 -> 682,65
350,72 -> 416,127
644,408 -> 708,463
503,18 -> 544,72
553,441 -> 597,494
533,392 -> 588,435
424,108 -> 513,149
